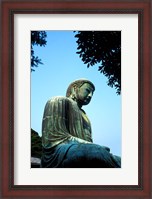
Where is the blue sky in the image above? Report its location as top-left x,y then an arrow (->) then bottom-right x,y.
31,31 -> 121,156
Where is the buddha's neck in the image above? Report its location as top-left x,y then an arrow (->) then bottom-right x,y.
77,103 -> 82,109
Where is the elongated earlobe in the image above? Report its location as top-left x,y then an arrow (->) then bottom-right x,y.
69,86 -> 77,101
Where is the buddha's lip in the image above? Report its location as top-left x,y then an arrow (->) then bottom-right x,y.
85,97 -> 91,102
86,97 -> 91,100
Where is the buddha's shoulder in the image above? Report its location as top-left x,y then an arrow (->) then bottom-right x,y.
46,96 -> 73,104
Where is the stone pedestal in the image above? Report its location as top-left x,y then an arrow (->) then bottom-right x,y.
31,157 -> 41,168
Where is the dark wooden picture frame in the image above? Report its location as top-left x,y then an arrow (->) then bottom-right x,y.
1,0 -> 151,198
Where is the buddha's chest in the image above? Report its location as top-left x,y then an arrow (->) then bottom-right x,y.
80,110 -> 92,141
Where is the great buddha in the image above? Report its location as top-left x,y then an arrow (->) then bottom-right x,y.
41,79 -> 121,168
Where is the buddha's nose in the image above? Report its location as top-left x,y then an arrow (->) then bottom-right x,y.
88,92 -> 93,97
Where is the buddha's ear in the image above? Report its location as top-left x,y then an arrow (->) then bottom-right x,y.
70,85 -> 78,100
71,84 -> 77,93
71,86 -> 76,95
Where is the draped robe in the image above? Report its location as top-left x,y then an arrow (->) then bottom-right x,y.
41,96 -> 121,168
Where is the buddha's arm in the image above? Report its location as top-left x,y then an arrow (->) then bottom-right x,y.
66,135 -> 92,144
42,96 -> 92,148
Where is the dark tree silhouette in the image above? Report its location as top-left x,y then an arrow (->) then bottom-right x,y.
75,31 -> 121,94
31,31 -> 47,72
31,128 -> 42,158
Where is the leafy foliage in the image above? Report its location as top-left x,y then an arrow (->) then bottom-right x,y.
31,128 -> 42,158
31,31 -> 47,72
75,31 -> 121,94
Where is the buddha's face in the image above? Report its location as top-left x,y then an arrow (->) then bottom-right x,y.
75,83 -> 94,106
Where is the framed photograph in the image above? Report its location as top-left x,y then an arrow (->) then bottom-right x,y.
1,0 -> 151,198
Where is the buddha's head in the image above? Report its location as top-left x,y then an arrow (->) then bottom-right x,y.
66,79 -> 95,107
